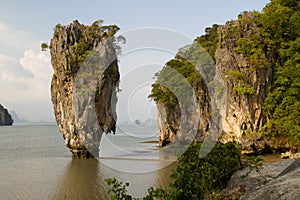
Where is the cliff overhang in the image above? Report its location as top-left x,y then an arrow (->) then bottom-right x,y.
49,20 -> 120,158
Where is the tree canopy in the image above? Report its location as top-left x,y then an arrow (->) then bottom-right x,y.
257,0 -> 300,149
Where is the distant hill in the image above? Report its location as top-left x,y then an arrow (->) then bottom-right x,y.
120,118 -> 157,126
9,110 -> 28,123
133,118 -> 157,126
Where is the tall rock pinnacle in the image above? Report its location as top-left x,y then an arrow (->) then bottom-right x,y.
49,20 -> 120,158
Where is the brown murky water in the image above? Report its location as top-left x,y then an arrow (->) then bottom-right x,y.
0,124 -> 176,200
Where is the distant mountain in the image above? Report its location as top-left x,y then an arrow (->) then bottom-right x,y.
133,118 -> 157,126
119,118 -> 157,126
9,110 -> 28,123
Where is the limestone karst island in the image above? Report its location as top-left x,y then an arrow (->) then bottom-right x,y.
0,104 -> 13,126
49,20 -> 119,158
36,0 -> 299,199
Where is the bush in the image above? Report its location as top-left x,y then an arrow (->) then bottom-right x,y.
105,178 -> 132,200
233,85 -> 255,95
105,142 -> 241,200
41,42 -> 48,51
169,142 -> 241,199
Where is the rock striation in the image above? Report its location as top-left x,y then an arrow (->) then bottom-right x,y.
50,20 -> 120,158
215,13 -> 273,153
0,104 -> 13,126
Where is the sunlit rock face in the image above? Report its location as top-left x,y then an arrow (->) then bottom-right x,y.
216,13 -> 273,153
50,20 -> 119,158
154,13 -> 273,154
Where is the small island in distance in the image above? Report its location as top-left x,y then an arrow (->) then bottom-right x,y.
0,104 -> 13,126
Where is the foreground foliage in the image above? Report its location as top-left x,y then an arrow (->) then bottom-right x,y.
256,0 -> 300,149
106,142 -> 241,200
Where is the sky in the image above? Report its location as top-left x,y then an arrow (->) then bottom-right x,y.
0,0 -> 269,122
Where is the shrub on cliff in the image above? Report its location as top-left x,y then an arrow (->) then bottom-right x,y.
148,24 -> 219,110
149,57 -> 202,112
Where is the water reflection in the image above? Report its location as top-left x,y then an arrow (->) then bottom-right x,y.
0,124 -> 176,199
99,159 -> 176,198
51,159 -> 176,200
51,159 -> 108,200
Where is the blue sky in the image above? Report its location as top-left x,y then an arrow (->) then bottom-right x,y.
0,0 -> 269,122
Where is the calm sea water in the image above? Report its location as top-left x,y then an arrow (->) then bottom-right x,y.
0,124 -> 176,200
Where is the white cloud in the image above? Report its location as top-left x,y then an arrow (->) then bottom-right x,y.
0,54 -> 33,81
20,49 -> 52,99
0,50 -> 52,121
0,54 -> 30,99
0,22 -> 53,121
0,50 -> 52,102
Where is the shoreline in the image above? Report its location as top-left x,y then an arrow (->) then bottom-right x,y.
140,140 -> 159,144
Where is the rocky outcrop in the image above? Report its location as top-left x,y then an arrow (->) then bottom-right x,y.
218,159 -> 300,199
281,151 -> 300,160
50,20 -> 120,158
156,82 -> 211,147
150,56 -> 212,147
0,104 -> 13,126
154,13 -> 273,153
216,13 -> 273,153
156,103 -> 180,146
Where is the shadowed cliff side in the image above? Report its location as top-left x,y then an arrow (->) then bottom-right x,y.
149,55 -> 211,147
49,20 -> 120,158
0,104 -> 13,126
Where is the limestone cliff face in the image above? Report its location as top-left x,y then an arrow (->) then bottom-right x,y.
0,104 -> 13,126
50,20 -> 120,158
156,103 -> 179,146
154,67 -> 211,147
216,13 -> 273,153
155,13 -> 273,153
156,86 -> 211,147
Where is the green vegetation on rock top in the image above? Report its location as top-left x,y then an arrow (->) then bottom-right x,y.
150,0 -> 300,151
148,25 -> 219,109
